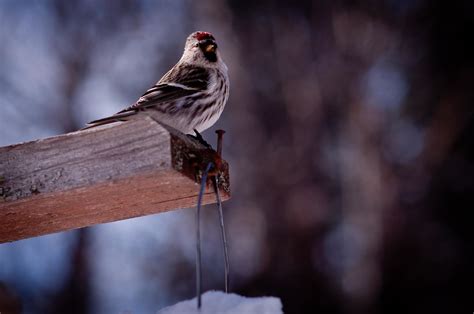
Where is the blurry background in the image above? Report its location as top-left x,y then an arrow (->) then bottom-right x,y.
0,0 -> 472,313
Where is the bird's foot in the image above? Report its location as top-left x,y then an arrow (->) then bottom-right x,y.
187,129 -> 212,149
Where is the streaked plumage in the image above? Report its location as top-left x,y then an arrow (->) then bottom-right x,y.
84,31 -> 229,134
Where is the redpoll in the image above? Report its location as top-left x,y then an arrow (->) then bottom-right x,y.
84,31 -> 229,134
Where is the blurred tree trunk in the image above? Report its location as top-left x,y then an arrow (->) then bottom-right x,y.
48,229 -> 91,314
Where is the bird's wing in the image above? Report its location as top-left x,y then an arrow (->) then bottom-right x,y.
83,66 -> 209,129
118,65 -> 209,113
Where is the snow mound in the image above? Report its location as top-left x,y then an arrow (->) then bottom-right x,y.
157,290 -> 283,314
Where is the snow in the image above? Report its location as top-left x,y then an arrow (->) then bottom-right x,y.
157,291 -> 283,314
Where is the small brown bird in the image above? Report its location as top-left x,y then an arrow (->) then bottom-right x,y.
84,31 -> 229,135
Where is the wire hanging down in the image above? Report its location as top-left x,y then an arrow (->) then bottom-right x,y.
213,175 -> 230,293
214,129 -> 229,292
195,129 -> 229,309
196,161 -> 214,309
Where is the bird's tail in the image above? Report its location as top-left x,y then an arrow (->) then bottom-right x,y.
80,111 -> 136,130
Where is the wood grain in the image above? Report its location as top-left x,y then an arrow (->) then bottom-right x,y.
0,117 -> 230,243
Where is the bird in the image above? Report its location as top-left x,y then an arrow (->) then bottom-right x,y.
83,31 -> 229,137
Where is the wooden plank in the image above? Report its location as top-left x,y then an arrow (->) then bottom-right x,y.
0,117 -> 230,243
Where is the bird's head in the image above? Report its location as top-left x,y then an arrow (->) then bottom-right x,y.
181,31 -> 223,66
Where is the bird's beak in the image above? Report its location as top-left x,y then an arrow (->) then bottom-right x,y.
205,43 -> 216,53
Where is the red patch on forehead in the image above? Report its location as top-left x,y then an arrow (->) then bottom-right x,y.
195,31 -> 214,41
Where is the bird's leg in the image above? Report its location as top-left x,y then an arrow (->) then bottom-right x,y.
187,129 -> 212,149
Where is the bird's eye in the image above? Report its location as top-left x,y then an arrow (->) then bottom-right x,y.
193,43 -> 199,47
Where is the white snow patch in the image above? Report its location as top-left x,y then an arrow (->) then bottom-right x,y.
157,291 -> 283,314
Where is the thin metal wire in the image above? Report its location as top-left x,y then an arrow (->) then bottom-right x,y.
196,162 -> 213,309
213,175 -> 230,293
